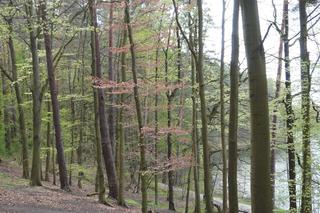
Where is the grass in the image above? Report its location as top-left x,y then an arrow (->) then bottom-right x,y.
0,172 -> 29,189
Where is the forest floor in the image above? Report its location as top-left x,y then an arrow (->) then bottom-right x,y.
0,160 -> 138,213
0,159 -> 192,213
0,159 -> 251,213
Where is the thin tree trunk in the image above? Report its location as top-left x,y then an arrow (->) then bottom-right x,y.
188,5 -> 201,212
108,2 -> 116,152
154,35 -> 160,207
164,25 -> 175,210
26,0 -> 42,186
88,0 -> 118,199
0,46 -> 11,153
184,167 -> 192,213
45,100 -> 51,182
299,1 -> 312,212
270,5 -> 285,205
196,0 -> 213,212
7,14 -> 29,179
219,1 -> 227,211
89,0 -> 107,203
117,25 -> 127,207
283,0 -> 297,211
228,0 -> 240,212
240,0 -> 272,212
125,1 -> 148,211
39,0 -> 69,191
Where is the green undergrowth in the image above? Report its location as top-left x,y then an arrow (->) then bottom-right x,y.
0,172 -> 28,189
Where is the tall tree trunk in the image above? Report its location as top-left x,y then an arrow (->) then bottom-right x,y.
283,0 -> 297,211
240,0 -> 272,212
164,25 -> 175,210
117,25 -> 127,206
228,0 -> 239,212
167,97 -> 175,211
7,14 -> 29,179
270,4 -> 285,205
26,0 -> 42,186
188,5 -> 201,212
89,1 -> 107,203
196,0 -> 213,212
0,46 -> 11,153
219,1 -> 227,212
88,0 -> 118,199
299,1 -> 312,212
108,2 -> 116,151
154,34 -> 160,207
39,0 -> 69,191
184,167 -> 192,213
125,1 -> 148,212
45,100 -> 51,181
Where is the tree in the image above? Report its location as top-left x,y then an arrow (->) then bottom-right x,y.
5,1 -> 29,178
89,0 -> 118,199
270,1 -> 285,204
228,0 -> 240,212
240,0 -> 272,212
125,0 -> 148,211
219,0 -> 227,212
283,0 -> 297,211
39,0 -> 69,191
299,0 -> 312,212
197,0 -> 213,212
26,0 -> 42,187
89,0 -> 108,204
117,19 -> 128,207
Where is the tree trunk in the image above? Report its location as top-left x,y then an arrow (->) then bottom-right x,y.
108,2 -> 116,152
89,1 -> 107,203
240,0 -> 272,212
117,24 -> 127,206
7,15 -> 29,179
125,1 -> 148,211
196,0 -> 213,212
283,0 -> 297,211
219,1 -> 227,211
39,0 -> 69,191
188,5 -> 201,212
45,101 -> 51,181
88,0 -> 118,199
270,4 -> 285,205
26,0 -> 42,186
184,167 -> 192,213
228,0 -> 239,212
0,46 -> 11,153
299,1 -> 312,212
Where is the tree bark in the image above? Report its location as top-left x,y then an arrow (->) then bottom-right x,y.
196,0 -> 213,212
219,1 -> 227,212
39,0 -> 69,191
45,101 -> 51,181
88,0 -> 118,199
228,0 -> 240,212
89,0 -> 107,203
7,14 -> 29,179
117,24 -> 127,206
108,2 -> 116,151
299,1 -> 312,212
125,1 -> 148,211
270,4 -> 285,205
240,0 -> 272,212
0,45 -> 11,153
283,0 -> 297,211
26,0 -> 42,186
